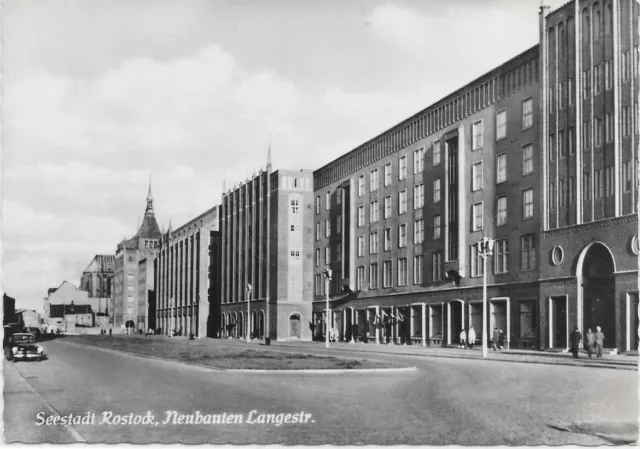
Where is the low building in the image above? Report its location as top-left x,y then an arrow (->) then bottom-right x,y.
44,281 -> 101,327
16,309 -> 40,331
47,304 -> 94,331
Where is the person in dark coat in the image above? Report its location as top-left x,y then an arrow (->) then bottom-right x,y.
594,326 -> 605,359
498,329 -> 505,349
352,323 -> 359,343
492,326 -> 500,351
585,328 -> 595,358
569,325 -> 582,358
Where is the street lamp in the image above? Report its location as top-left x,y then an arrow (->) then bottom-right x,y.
246,284 -> 252,343
323,267 -> 332,349
478,237 -> 495,358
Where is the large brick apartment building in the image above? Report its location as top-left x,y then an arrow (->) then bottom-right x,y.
312,0 -> 638,353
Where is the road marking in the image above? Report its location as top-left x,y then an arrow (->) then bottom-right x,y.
6,364 -> 86,443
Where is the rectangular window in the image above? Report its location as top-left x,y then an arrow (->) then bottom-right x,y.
594,117 -> 603,147
356,266 -> 365,291
605,166 -> 614,197
497,196 -> 507,226
325,191 -> 330,210
398,224 -> 407,248
595,170 -> 604,199
413,255 -> 423,284
433,141 -> 441,166
315,274 -> 322,295
399,156 -> 407,180
369,263 -> 379,289
357,206 -> 364,227
358,176 -> 364,197
384,195 -> 392,219
470,243 -> 484,278
433,215 -> 441,239
549,133 -> 556,161
369,232 -> 378,254
622,50 -> 630,82
494,239 -> 509,274
472,162 -> 483,191
325,219 -> 331,237
399,190 -> 407,214
472,121 -> 483,150
496,154 -> 507,184
522,189 -> 534,219
383,261 -> 392,288
370,201 -> 379,223
315,248 -> 320,267
558,129 -> 566,159
559,178 -> 566,207
413,184 -> 424,209
522,144 -> 533,175
558,81 -> 565,109
604,60 -> 612,90
414,148 -> 425,174
522,98 -> 533,129
594,64 -> 602,95
622,106 -> 631,137
315,196 -> 321,214
414,219 -> 424,244
521,234 -> 536,271
398,258 -> 408,286
325,246 -> 330,264
357,236 -> 364,257
582,69 -> 591,99
433,178 -> 441,203
432,252 -> 443,281
473,202 -> 484,231
496,110 -> 507,140
622,161 -> 632,193
568,177 -> 575,204
315,222 -> 320,241
549,182 -> 556,209
583,172 -> 592,201
568,78 -> 574,106
370,169 -> 379,192
605,113 -> 613,143
568,127 -> 575,155
384,163 -> 392,186
582,120 -> 591,152
384,228 -> 391,251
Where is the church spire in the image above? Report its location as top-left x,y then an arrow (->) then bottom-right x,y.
145,177 -> 154,216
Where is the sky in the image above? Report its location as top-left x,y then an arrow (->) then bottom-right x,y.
2,0 -> 568,313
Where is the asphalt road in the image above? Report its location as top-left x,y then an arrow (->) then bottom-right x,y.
3,338 -> 637,444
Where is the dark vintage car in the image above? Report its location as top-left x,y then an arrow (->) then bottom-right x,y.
6,333 -> 46,362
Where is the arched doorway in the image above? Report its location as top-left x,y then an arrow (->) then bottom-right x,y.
125,320 -> 135,329
289,313 -> 301,339
581,243 -> 616,348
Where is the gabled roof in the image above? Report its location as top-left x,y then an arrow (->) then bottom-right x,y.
82,255 -> 116,274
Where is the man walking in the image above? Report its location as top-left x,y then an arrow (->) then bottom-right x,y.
594,326 -> 605,359
570,325 -> 582,358
468,325 -> 476,350
492,326 -> 500,351
585,328 -> 595,358
459,328 -> 467,349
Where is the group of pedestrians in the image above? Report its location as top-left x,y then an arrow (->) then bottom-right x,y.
570,325 -> 606,359
457,326 -> 477,349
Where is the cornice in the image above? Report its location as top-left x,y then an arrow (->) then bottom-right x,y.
544,214 -> 638,237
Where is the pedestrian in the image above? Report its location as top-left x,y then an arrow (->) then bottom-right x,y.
352,323 -> 359,343
570,325 -> 582,358
109,328 -> 112,336
459,328 -> 467,349
594,326 -> 605,359
498,329 -> 505,350
585,328 -> 595,358
492,326 -> 500,351
468,326 -> 476,350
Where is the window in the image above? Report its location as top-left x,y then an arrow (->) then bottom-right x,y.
325,191 -> 330,210
290,250 -> 301,260
315,274 -> 322,295
399,190 -> 407,214
622,106 -> 631,137
384,163 -> 392,186
414,148 -> 425,174
521,235 -> 536,271
559,178 -> 567,207
605,113 -> 613,143
413,184 -> 424,209
583,172 -> 592,201
325,246 -> 330,264
358,176 -> 364,197
595,170 -> 604,199
558,81 -> 565,109
356,266 -> 365,290
522,98 -> 533,129
594,117 -> 602,147
496,110 -> 507,140
398,224 -> 407,248
549,85 -> 555,111
497,196 -> 507,226
357,206 -> 364,227
604,60 -> 612,90
582,69 -> 591,99
494,239 -> 509,274
522,144 -> 533,175
472,121 -> 483,150
315,222 -> 320,241
315,196 -> 321,214
336,243 -> 341,261
472,202 -> 483,231
370,201 -> 379,223
413,255 -> 423,284
594,64 -> 602,95
315,248 -> 320,267
433,215 -> 441,239
369,232 -> 378,254
370,263 -> 379,289
470,243 -> 484,277
398,258 -> 408,286
605,166 -> 614,197
568,78 -> 574,106
433,141 -> 441,166
357,236 -> 364,257
558,130 -> 565,159
519,301 -> 536,339
432,252 -> 443,281
622,50 -> 630,83
384,195 -> 392,219
433,178 -> 441,203
290,199 -> 300,214
472,162 -> 483,191
568,177 -> 576,204
549,182 -> 556,209
623,161 -> 632,192
383,261 -> 392,288
397,156 -> 407,181
568,127 -> 575,155
582,120 -> 591,151
384,228 -> 391,251
496,154 -> 507,183
414,219 -> 424,244
370,169 -> 379,192
522,189 -> 534,219
549,132 -> 557,161
325,219 -> 331,237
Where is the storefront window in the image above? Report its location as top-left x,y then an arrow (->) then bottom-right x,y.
519,301 -> 536,339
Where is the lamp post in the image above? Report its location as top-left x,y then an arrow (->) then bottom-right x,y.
478,237 -> 495,358
246,284 -> 252,343
323,267 -> 332,349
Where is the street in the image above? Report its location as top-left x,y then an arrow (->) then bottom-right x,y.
4,338 -> 638,444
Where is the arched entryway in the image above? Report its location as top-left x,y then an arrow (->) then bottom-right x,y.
579,242 -> 616,348
289,313 -> 301,339
125,320 -> 135,329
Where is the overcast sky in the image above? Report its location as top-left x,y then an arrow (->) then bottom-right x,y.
2,0 -> 567,313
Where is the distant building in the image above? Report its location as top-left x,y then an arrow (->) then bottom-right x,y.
48,303 -> 94,330
16,309 -> 40,331
79,254 -> 114,304
155,206 -> 220,338
44,281 -> 98,327
219,151 -> 315,341
113,184 -> 162,332
137,254 -> 155,332
3,293 -> 16,325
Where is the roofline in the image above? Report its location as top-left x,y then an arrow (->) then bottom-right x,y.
170,204 -> 220,235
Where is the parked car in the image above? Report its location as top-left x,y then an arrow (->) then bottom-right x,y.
5,333 -> 46,362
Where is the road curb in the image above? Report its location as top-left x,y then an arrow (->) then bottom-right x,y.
55,340 -> 416,374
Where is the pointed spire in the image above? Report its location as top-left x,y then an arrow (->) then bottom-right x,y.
145,176 -> 154,216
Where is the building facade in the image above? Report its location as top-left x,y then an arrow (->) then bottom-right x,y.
219,155 -> 315,341
137,255 -> 155,332
113,185 -> 162,331
155,206 -> 220,338
43,281 -> 95,328
79,255 -> 115,300
538,0 -> 639,353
